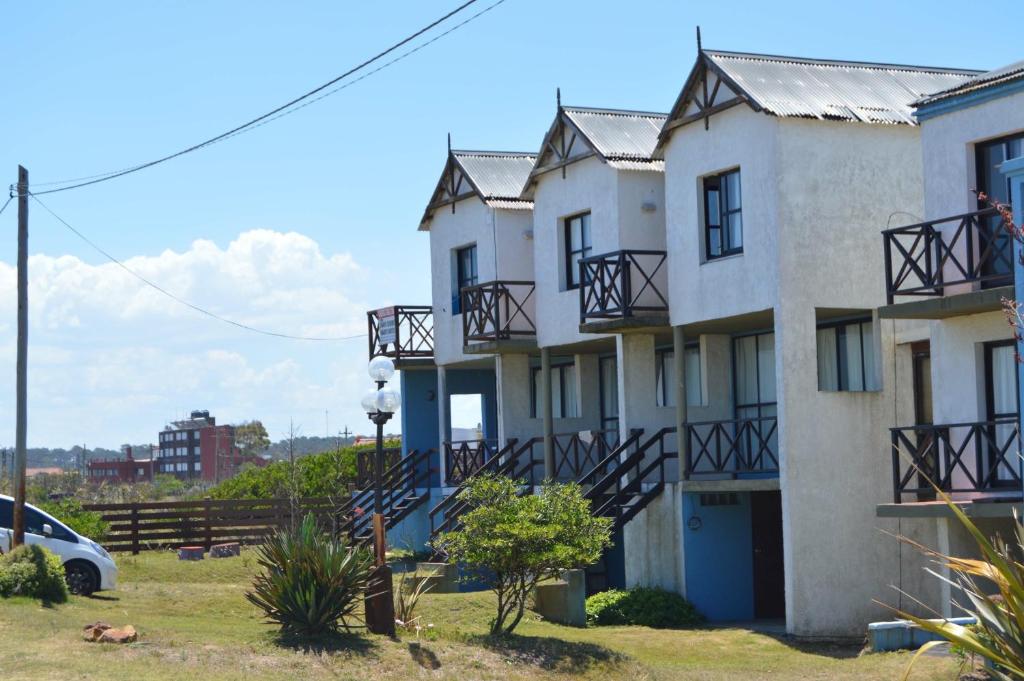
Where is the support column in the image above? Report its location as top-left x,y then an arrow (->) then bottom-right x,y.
615,334 -> 658,443
936,517 -> 953,619
541,347 -> 554,479
437,366 -> 449,486
673,326 -> 688,482
495,354 -> 532,446
1001,157 -> 1024,500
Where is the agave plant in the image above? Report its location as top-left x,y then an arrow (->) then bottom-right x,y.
246,513 -> 373,637
896,489 -> 1024,681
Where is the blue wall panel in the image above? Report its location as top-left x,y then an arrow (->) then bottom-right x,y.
445,368 -> 498,441
400,368 -> 441,487
682,492 -> 754,621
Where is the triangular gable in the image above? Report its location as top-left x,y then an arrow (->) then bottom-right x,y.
657,51 -> 756,149
419,152 -> 484,231
523,108 -> 598,193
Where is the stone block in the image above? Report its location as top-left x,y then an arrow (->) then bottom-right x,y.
533,570 -> 586,627
210,542 -> 240,558
178,546 -> 205,561
413,562 -> 459,593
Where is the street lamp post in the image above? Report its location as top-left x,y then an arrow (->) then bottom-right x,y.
361,355 -> 400,637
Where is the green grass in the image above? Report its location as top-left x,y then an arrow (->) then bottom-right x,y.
0,550 -> 960,680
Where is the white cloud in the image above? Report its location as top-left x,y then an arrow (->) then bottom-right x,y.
0,230 -> 381,447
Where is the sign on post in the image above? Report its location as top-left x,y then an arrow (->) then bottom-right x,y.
376,306 -> 397,346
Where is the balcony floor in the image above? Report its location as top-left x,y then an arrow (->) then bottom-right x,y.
463,338 -> 538,355
876,497 -> 1022,519
878,285 -> 1011,320
579,313 -> 671,335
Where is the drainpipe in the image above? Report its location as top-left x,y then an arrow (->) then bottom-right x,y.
673,326 -> 688,482
1000,156 -> 1024,500
541,347 -> 554,480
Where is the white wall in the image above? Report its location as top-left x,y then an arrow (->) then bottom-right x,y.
930,310 -> 1009,425
773,119 -> 924,636
664,106 -> 781,326
428,199 -> 533,366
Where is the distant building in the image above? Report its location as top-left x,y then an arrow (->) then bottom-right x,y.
157,410 -> 266,482
26,466 -> 66,478
86,445 -> 155,484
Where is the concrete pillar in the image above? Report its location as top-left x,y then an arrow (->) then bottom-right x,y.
496,353 -> 532,445
1000,156 -> 1024,498
437,366 -> 449,486
936,517 -> 952,619
541,347 -> 554,479
615,333 -> 658,443
673,326 -> 688,482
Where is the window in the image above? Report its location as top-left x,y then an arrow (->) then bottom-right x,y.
452,244 -> 478,314
25,508 -> 75,542
656,345 -> 703,407
0,498 -> 11,529
985,340 -> 1019,486
703,169 -> 742,259
564,212 -> 592,289
599,356 -> 619,431
976,134 -> 1023,285
531,361 -> 579,418
734,332 -> 776,421
816,318 -> 879,391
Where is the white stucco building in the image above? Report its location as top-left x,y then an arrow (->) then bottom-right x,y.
361,47 -> 1024,639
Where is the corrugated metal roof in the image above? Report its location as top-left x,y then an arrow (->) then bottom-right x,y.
452,150 -> 536,200
563,107 -> 668,161
703,50 -> 977,125
484,199 -> 534,210
915,60 -> 1024,107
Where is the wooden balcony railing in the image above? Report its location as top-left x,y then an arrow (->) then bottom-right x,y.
683,416 -> 779,479
551,429 -> 621,481
443,438 -> 499,485
367,305 -> 433,362
355,447 -> 403,489
890,419 -> 1021,503
882,208 -> 1011,304
461,280 -> 536,343
579,250 -> 668,323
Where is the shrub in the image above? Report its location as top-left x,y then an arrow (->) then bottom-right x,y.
0,544 -> 69,603
35,499 -> 109,541
246,513 -> 372,637
585,587 -> 703,628
437,474 -> 612,635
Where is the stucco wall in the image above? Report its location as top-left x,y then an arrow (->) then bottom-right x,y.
663,106 -> 781,326
930,310 -> 1010,425
623,483 -> 683,592
774,119 -> 924,636
429,200 -> 535,367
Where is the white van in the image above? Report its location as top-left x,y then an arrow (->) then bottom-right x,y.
0,495 -> 118,596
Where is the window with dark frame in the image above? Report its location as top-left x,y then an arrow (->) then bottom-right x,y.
975,134 -> 1023,286
703,169 -> 743,260
530,361 -> 579,419
655,345 -> 703,407
452,244 -> 478,314
599,355 -> 619,431
984,339 -> 1019,487
815,317 -> 880,392
564,212 -> 592,289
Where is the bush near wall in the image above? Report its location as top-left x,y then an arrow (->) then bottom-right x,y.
0,544 -> 69,603
585,587 -> 703,629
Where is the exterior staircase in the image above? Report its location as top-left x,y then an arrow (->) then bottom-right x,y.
337,447 -> 435,544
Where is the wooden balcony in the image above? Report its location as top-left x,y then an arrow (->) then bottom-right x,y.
355,447 -> 402,489
682,416 -> 779,479
890,420 -> 1021,503
579,250 -> 669,332
882,208 -> 1011,305
366,305 -> 433,365
460,280 -> 536,352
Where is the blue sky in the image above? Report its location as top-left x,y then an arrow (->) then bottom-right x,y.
0,0 -> 1019,448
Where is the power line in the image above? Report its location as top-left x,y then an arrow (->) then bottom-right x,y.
28,0 -> 502,195
30,193 -> 368,342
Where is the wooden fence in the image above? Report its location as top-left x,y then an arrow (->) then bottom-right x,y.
83,497 -> 348,554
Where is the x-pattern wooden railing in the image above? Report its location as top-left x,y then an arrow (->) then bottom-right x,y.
882,208 -> 1009,303
366,305 -> 433,362
890,420 -> 1021,502
355,447 -> 403,489
443,438 -> 500,485
683,416 -> 779,478
551,429 -> 621,481
579,250 -> 668,323
461,280 -> 536,343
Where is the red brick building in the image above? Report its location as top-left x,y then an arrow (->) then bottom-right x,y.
157,410 -> 266,482
86,446 -> 156,484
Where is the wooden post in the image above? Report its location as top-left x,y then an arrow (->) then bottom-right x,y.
204,497 -> 213,550
130,506 -> 140,556
12,166 -> 28,547
541,347 -> 554,480
673,326 -> 688,482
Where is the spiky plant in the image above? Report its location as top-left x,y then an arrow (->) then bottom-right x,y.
246,513 -> 372,638
894,489 -> 1024,681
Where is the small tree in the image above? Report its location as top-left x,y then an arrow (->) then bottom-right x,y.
235,420 -> 271,457
437,474 -> 612,635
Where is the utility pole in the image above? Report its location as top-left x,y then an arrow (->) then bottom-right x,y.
12,166 -> 28,547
